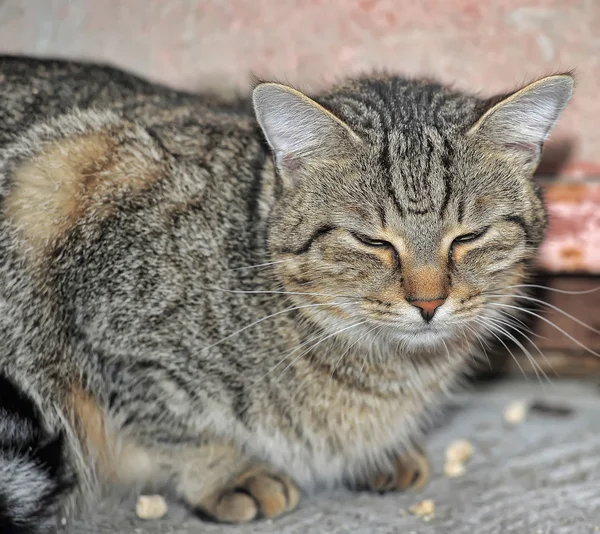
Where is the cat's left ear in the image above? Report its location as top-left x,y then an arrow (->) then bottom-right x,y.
468,74 -> 573,171
253,82 -> 360,179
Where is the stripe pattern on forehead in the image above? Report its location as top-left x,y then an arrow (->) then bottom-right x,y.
319,79 -> 468,221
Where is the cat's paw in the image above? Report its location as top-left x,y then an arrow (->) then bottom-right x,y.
366,448 -> 430,493
195,466 -> 300,523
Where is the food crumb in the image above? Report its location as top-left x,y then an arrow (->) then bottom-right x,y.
60,517 -> 67,526
444,439 -> 473,477
444,460 -> 466,477
504,400 -> 528,425
409,499 -> 435,520
135,495 -> 168,520
445,439 -> 473,464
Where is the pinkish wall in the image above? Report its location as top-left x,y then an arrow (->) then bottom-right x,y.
0,0 -> 599,271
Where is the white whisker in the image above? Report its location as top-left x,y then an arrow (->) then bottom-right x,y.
273,321 -> 368,383
201,302 -> 340,352
487,293 -> 600,335
464,324 -> 492,369
487,302 -> 600,359
474,318 -> 529,379
251,328 -> 331,385
331,324 -> 382,377
199,286 -> 361,300
226,259 -> 291,271
503,283 -> 600,295
482,315 -> 551,383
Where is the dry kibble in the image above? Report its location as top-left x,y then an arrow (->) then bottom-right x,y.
445,439 -> 473,464
409,499 -> 435,520
135,495 -> 168,520
503,400 -> 528,425
444,460 -> 466,478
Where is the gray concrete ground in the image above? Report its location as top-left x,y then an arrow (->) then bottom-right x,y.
68,379 -> 600,534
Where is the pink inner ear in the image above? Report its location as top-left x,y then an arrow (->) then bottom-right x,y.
280,152 -> 302,171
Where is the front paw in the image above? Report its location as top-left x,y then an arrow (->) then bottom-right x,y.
364,448 -> 430,493
195,466 -> 300,523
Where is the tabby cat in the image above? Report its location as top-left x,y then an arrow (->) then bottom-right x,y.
0,56 -> 572,532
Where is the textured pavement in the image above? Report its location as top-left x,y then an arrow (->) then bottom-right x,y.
68,378 -> 600,533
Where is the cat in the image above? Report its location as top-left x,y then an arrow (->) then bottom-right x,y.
0,55 -> 572,532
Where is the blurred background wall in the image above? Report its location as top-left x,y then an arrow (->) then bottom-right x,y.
1,0 -> 598,177
0,0 -> 599,371
1,0 -> 598,274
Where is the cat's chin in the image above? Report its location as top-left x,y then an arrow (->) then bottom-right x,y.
385,324 -> 457,351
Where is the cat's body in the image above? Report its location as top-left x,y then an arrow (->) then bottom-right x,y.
0,56 -> 572,532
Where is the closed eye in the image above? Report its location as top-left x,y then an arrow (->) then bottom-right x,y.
350,232 -> 393,248
452,228 -> 488,246
449,228 -> 488,262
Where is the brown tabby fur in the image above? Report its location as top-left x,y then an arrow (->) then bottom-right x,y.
0,56 -> 572,531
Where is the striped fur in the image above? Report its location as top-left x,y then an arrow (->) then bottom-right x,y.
0,56 -> 571,529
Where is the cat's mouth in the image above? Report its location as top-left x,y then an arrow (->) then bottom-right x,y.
358,316 -> 462,348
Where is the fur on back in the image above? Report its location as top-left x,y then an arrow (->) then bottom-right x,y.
0,56 -> 572,529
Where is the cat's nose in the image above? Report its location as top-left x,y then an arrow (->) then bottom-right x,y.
408,298 -> 446,323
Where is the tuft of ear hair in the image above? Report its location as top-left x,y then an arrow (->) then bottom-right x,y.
468,74 -> 574,169
252,82 -> 360,177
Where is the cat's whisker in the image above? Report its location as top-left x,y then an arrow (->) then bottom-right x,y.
501,283 -> 600,295
441,338 -> 451,364
483,314 -> 555,380
358,324 -> 389,375
480,317 -> 550,385
474,318 -> 530,380
331,324 -> 382,378
199,286 -> 362,301
484,314 -> 548,360
487,302 -> 600,359
251,328 -> 332,385
226,259 -> 292,271
201,302 -> 342,352
460,329 -> 482,368
272,321 -> 368,384
486,293 -> 600,336
486,311 -> 549,341
464,324 -> 492,369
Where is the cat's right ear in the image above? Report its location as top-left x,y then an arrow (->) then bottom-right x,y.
252,82 -> 360,181
468,74 -> 573,172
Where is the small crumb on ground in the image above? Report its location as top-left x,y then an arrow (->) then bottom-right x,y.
60,517 -> 67,526
503,400 -> 528,425
136,495 -> 168,520
445,439 -> 473,464
444,460 -> 466,477
409,499 -> 435,520
444,439 -> 473,477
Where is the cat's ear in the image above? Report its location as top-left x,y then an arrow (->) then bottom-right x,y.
253,82 -> 360,177
468,74 -> 573,171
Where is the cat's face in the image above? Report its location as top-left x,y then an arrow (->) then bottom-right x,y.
254,75 -> 572,350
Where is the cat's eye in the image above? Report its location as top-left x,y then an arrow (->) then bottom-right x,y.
351,232 -> 392,248
451,228 -> 488,246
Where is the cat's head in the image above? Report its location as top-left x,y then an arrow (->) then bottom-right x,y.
253,74 -> 572,349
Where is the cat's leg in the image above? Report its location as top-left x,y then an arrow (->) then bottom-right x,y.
0,373 -> 76,534
352,445 -> 430,493
175,445 -> 300,523
70,388 -> 301,524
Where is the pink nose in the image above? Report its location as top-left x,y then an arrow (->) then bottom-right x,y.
409,298 -> 446,322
